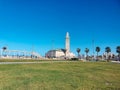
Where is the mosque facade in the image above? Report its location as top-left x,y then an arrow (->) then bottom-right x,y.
45,32 -> 75,59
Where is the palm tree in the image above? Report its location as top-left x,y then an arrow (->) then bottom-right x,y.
105,47 -> 111,62
96,46 -> 100,61
2,46 -> 7,57
116,46 -> 120,61
76,48 -> 81,59
2,46 -> 7,51
85,48 -> 89,60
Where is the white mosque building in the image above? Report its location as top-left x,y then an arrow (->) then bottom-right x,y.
45,32 -> 75,59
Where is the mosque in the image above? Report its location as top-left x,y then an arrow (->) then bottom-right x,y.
45,32 -> 75,59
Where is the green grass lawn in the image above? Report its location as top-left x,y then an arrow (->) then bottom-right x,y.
0,62 -> 120,90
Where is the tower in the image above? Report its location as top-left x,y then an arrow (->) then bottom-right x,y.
65,32 -> 70,55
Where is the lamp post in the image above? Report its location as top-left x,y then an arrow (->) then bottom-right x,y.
92,39 -> 95,60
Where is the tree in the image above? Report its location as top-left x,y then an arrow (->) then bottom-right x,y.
76,48 -> 81,59
105,47 -> 111,62
116,46 -> 120,61
95,46 -> 100,61
85,48 -> 89,60
2,46 -> 7,57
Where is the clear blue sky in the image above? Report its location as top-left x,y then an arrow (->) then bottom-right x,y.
0,0 -> 120,56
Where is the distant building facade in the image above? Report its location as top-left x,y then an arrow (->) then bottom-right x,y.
45,49 -> 65,58
0,49 -> 42,59
45,32 -> 75,59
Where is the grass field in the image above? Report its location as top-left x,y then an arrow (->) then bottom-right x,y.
0,61 -> 120,90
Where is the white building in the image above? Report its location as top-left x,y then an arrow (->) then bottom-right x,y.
0,49 -> 42,59
45,49 -> 65,58
45,32 -> 75,59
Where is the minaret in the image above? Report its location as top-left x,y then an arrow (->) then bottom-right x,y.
65,32 -> 70,55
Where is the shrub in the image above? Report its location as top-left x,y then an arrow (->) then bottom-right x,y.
71,58 -> 78,61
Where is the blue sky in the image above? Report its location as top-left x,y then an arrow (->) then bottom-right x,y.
0,0 -> 120,56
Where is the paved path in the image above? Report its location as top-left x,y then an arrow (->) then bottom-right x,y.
0,61 -> 77,65
0,61 -> 119,65
111,61 -> 120,63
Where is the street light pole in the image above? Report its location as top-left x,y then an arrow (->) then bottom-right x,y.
92,39 -> 95,60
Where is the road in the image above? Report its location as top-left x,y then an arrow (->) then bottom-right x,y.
0,61 -> 77,65
0,61 -> 119,65
111,61 -> 120,63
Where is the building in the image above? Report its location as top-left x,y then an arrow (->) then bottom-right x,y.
45,49 -> 65,58
0,49 -> 42,59
45,32 -> 75,59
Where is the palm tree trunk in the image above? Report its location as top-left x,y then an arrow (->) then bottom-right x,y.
97,52 -> 98,61
107,53 -> 109,62
86,53 -> 87,60
78,53 -> 79,59
65,53 -> 66,59
118,53 -> 120,61
79,53 -> 81,60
